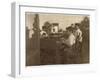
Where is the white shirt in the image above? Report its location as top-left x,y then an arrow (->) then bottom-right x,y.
66,33 -> 76,46
62,33 -> 76,47
40,30 -> 48,37
74,28 -> 82,42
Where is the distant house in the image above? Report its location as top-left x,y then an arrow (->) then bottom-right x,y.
51,23 -> 59,34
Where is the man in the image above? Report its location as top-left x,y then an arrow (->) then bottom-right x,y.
73,23 -> 83,63
73,23 -> 82,42
40,30 -> 48,38
59,29 -> 76,64
61,32 -> 76,47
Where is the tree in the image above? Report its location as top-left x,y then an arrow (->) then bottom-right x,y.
33,14 -> 40,32
42,21 -> 52,34
79,16 -> 90,63
80,16 -> 89,31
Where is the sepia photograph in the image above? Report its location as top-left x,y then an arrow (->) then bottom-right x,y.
25,12 -> 90,66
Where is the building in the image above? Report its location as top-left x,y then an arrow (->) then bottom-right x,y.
51,23 -> 59,34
